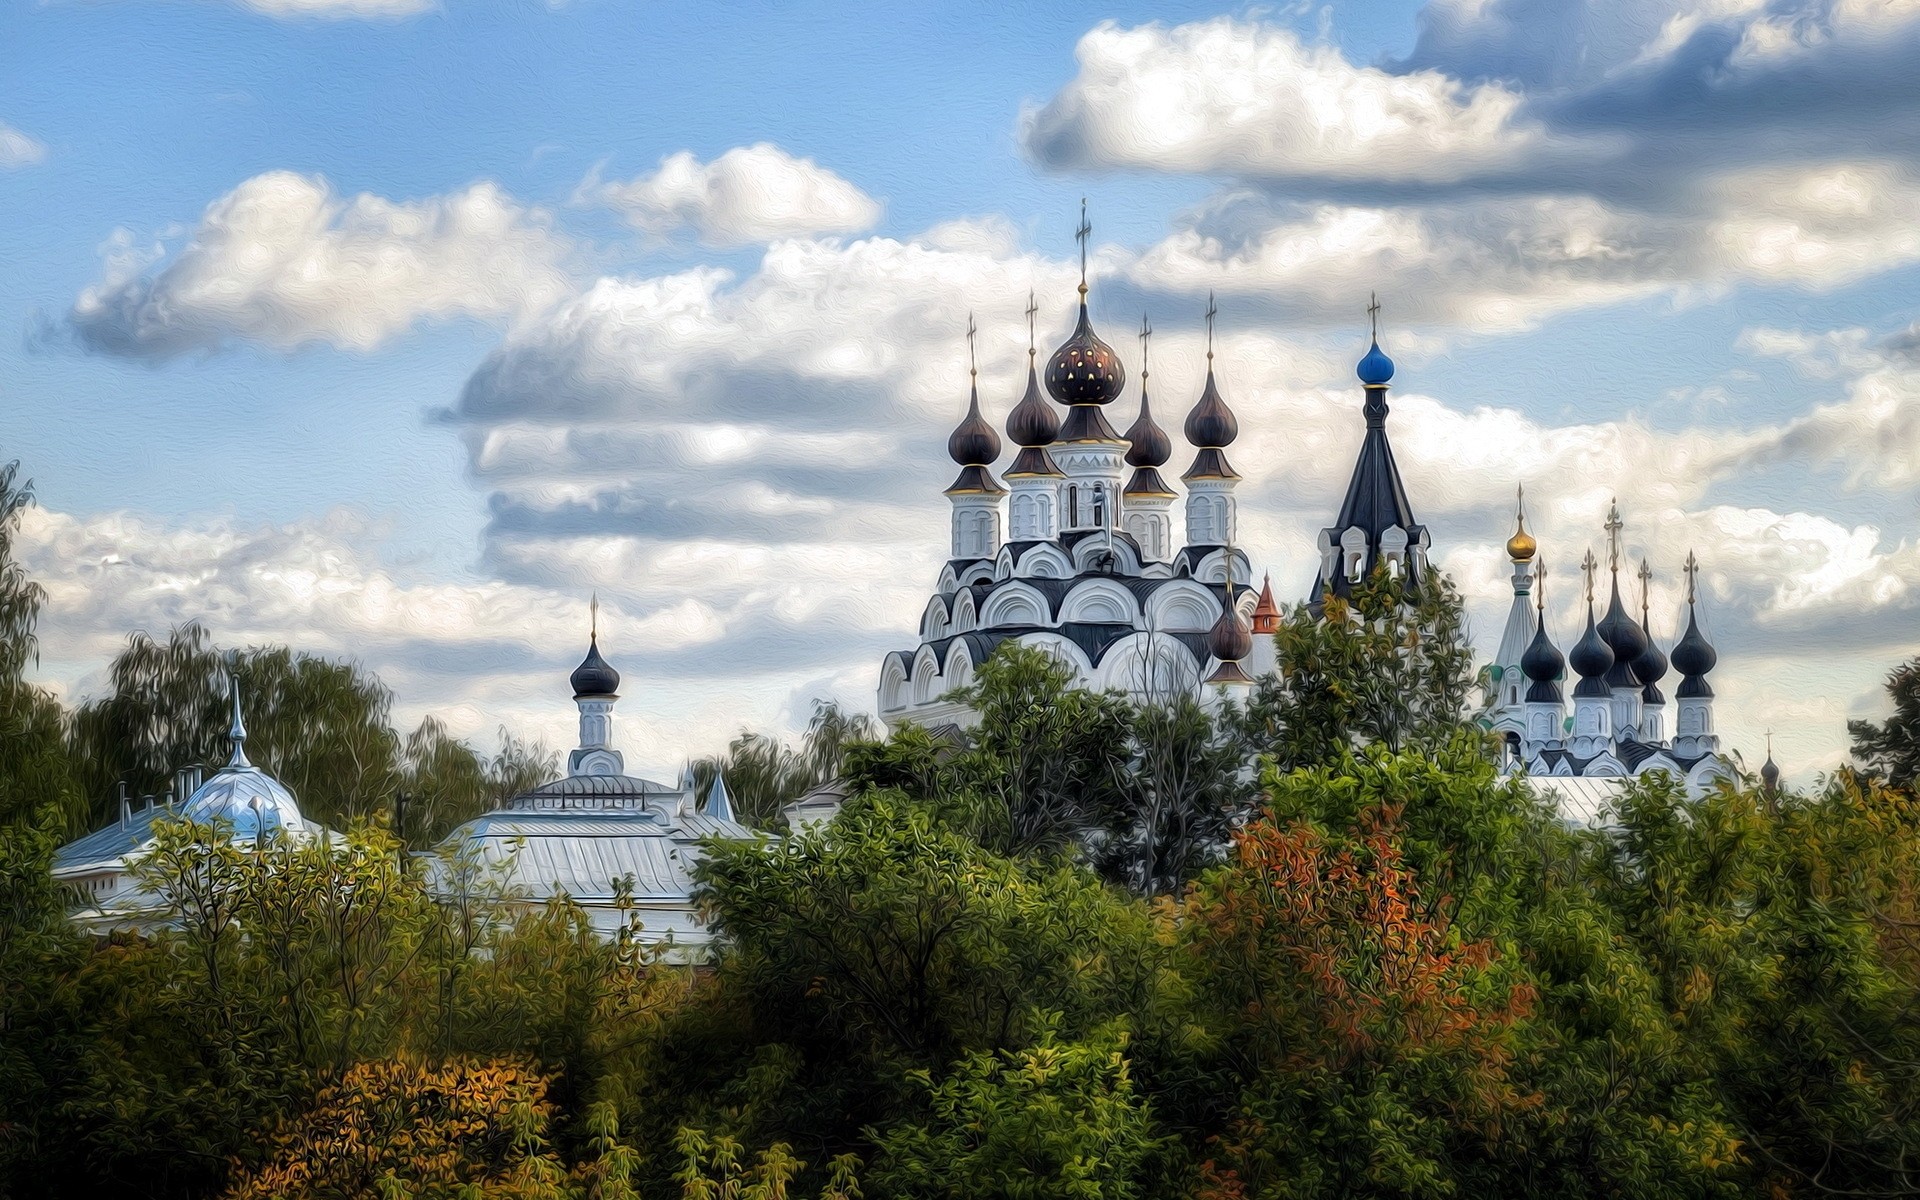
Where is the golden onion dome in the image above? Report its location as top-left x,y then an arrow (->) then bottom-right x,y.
1507,520 -> 1537,562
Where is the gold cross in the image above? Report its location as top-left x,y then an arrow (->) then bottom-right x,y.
1205,291 -> 1218,360
1637,557 -> 1653,620
1683,549 -> 1700,605
966,312 -> 977,378
1025,290 -> 1038,359
1138,313 -> 1151,380
1581,549 -> 1598,604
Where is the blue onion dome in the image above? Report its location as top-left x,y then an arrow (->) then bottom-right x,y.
570,636 -> 620,698
181,676 -> 305,840
1206,596 -> 1254,666
1123,390 -> 1171,468
1569,606 -> 1615,698
1598,579 -> 1649,687
1521,613 -> 1565,703
1634,616 -> 1669,703
947,381 -> 1001,467
1671,607 -> 1716,697
1045,302 -> 1125,406
1357,339 -> 1395,386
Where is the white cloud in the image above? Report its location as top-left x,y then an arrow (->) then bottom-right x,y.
1022,19 -> 1548,187
0,123 -> 45,167
577,144 -> 882,247
70,171 -> 575,359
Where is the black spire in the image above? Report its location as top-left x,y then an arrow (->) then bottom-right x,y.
571,596 -> 621,698
1672,550 -> 1717,698
1310,296 -> 1426,606
1633,557 -> 1669,705
1004,291 -> 1064,479
1596,500 -> 1649,687
1569,550 -> 1615,698
1045,201 -> 1125,438
945,315 -> 1006,497
1123,314 -> 1175,497
1522,558 -> 1565,704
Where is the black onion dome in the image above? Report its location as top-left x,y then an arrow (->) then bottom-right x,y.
1207,597 -> 1253,664
1521,613 -> 1565,704
1671,607 -> 1716,697
1123,391 -> 1172,468
1597,580 -> 1649,687
1634,616 -> 1669,704
1184,369 -> 1239,449
1761,753 -> 1780,790
1044,303 -> 1125,406
570,637 -> 620,698
1569,608 -> 1615,698
1006,363 -> 1061,448
947,382 -> 1001,467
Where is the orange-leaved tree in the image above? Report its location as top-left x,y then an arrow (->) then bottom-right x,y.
1181,806 -> 1539,1200
223,1055 -> 573,1200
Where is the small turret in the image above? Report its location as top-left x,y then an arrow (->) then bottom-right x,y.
1121,315 -> 1177,561
1182,294 -> 1240,549
944,316 -> 1006,559
569,596 -> 626,778
1670,551 -> 1721,759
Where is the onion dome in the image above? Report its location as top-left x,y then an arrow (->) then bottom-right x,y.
1760,742 -> 1781,795
1123,323 -> 1176,498
1357,340 -> 1395,387
1598,578 -> 1649,688
1183,302 -> 1241,481
1569,589 -> 1615,699
1045,303 -> 1125,407
180,673 -> 306,840
1507,489 -> 1537,562
571,634 -> 620,699
945,373 -> 1006,497
1634,621 -> 1668,704
1203,593 -> 1254,685
1671,607 -> 1716,698
1522,611 -> 1565,704
1005,306 -> 1066,479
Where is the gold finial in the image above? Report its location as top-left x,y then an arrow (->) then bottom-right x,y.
1075,198 -> 1091,297
1506,483 -> 1537,562
1368,291 -> 1381,342
1683,549 -> 1700,605
1535,558 -> 1547,614
1025,290 -> 1038,361
1605,498 -> 1624,575
1581,549 -> 1598,605
1637,557 -> 1653,622
966,312 -> 977,379
590,592 -> 599,641
1204,291 -> 1217,362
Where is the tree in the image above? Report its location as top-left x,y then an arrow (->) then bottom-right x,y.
1243,566 -> 1485,773
0,461 -> 82,832
694,701 -> 878,830
870,1022 -> 1158,1200
1100,694 -> 1255,897
221,1056 -> 574,1200
1851,656 -> 1920,789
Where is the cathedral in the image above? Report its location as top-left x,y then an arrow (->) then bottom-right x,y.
878,214 -> 1734,799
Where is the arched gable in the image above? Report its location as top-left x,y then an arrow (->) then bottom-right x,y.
1071,536 -> 1141,576
955,560 -> 996,588
1187,547 -> 1251,587
910,645 -> 943,705
1633,753 -> 1682,781
921,595 -> 950,640
951,589 -> 978,634
1148,579 -> 1219,632
1094,632 -> 1201,696
1583,752 -> 1626,778
1012,632 -> 1095,682
1058,578 -> 1140,625
1012,542 -> 1074,580
878,655 -> 910,714
942,640 -> 977,692
981,582 -> 1050,628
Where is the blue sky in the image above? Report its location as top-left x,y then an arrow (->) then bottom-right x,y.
3,0 -> 1917,782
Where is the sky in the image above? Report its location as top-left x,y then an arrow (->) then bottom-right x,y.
2,0 -> 1917,786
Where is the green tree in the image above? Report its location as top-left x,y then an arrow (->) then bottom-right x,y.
0,461 -> 82,832
693,701 -> 878,830
1244,566 -> 1484,773
1850,656 -> 1920,789
870,1022 -> 1157,1200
